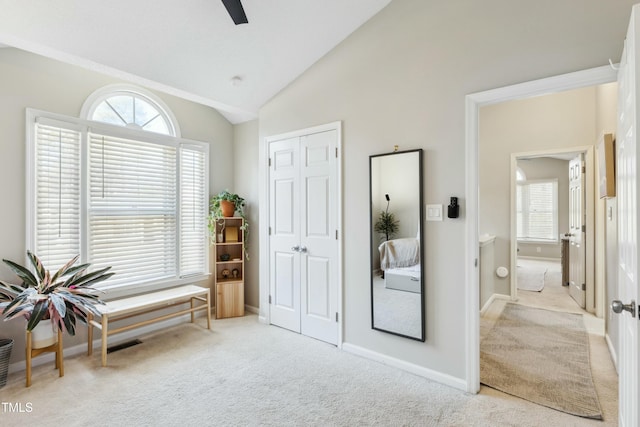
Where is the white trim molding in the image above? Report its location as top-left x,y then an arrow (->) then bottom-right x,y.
480,293 -> 511,316
342,343 -> 467,392
605,333 -> 619,373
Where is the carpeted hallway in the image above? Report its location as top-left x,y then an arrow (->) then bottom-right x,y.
480,257 -> 618,425
0,308 -> 618,426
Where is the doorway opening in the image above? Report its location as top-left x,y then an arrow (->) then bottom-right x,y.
471,73 -> 618,419
511,150 -> 594,317
464,65 -> 617,393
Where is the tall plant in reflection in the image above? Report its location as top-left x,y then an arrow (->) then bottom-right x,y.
374,193 -> 399,242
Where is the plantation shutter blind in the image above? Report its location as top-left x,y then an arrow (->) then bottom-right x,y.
88,132 -> 177,286
517,180 -> 558,241
179,145 -> 207,276
34,121 -> 81,271
527,181 -> 556,240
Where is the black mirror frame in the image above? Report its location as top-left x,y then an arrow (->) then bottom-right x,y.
369,148 -> 425,342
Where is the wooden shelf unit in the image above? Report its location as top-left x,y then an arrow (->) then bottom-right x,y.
213,217 -> 245,319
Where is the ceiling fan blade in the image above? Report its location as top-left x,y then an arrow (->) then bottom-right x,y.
221,0 -> 248,25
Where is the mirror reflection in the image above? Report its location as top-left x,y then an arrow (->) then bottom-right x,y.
370,149 -> 424,341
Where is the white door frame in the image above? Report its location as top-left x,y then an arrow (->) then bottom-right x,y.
464,65 -> 616,393
259,121 -> 343,347
509,147 -> 595,311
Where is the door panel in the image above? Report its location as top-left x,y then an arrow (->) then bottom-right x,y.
568,155 -> 586,308
274,252 -> 296,309
306,176 -> 329,236
306,256 -> 330,317
274,180 -> 295,234
616,6 -> 639,425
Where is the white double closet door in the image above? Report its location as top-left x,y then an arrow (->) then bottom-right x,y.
268,128 -> 338,345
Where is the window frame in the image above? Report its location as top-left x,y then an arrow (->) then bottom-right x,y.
516,178 -> 559,244
26,108 -> 209,298
80,84 -> 181,138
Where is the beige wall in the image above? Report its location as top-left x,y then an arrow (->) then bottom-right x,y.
0,48 -> 234,365
253,0 -> 636,381
232,120 -> 260,309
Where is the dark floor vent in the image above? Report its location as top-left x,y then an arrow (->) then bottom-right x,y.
107,339 -> 143,354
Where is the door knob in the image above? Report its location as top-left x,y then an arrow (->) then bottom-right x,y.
299,246 -> 308,253
291,245 -> 300,252
611,300 -> 636,317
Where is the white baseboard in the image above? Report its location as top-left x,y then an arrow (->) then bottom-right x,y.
480,293 -> 511,315
605,333 -> 618,374
341,342 -> 467,392
245,304 -> 259,314
7,311 -> 208,375
517,256 -> 561,262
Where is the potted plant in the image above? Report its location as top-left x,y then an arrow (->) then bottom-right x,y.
0,252 -> 114,348
209,190 -> 245,219
374,210 -> 399,242
208,190 -> 250,260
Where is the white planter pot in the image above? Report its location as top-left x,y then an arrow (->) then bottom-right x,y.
30,320 -> 57,349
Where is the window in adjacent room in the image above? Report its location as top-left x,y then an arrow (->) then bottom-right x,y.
516,179 -> 558,243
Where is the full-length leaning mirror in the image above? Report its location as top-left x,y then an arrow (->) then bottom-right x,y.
370,149 -> 424,341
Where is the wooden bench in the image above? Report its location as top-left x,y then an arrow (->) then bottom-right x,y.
87,284 -> 211,366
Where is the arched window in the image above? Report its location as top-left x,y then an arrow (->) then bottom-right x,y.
81,84 -> 180,137
28,86 -> 207,292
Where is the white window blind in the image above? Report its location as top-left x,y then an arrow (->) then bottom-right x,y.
517,180 -> 558,242
88,133 -> 177,286
34,121 -> 81,271
28,109 -> 209,291
180,146 -> 207,276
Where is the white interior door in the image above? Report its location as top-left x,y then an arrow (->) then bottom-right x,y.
268,129 -> 339,345
299,131 -> 338,344
615,5 -> 640,426
269,137 -> 301,333
568,155 -> 586,308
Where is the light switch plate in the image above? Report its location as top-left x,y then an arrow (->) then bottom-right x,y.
426,204 -> 443,221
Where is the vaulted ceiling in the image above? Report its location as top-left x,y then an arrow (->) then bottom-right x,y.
0,0 -> 392,123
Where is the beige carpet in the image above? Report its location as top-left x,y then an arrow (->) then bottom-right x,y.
0,313 -> 617,426
481,303 -> 603,419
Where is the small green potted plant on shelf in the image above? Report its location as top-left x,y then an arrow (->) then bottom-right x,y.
0,251 -> 114,347
209,189 -> 245,219
208,190 -> 250,260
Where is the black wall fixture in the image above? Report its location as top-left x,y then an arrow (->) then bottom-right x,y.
447,197 -> 459,219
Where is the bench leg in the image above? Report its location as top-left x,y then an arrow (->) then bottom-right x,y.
101,315 -> 108,367
87,313 -> 93,356
206,289 -> 211,330
190,298 -> 195,323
